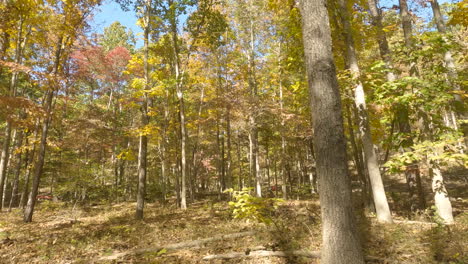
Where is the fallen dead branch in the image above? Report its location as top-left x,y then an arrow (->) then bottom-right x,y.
202,250 -> 382,262
98,230 -> 256,261
202,250 -> 321,260
393,220 -> 437,226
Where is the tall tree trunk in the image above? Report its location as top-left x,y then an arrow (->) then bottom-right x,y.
398,0 -> 427,211
247,0 -> 260,197
168,1 -> 188,209
135,0 -> 151,220
338,0 -> 392,223
23,36 -> 63,223
277,44 -> 288,199
299,0 -> 365,263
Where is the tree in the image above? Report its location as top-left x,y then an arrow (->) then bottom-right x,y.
99,21 -> 136,52
337,0 -> 392,223
24,0 -> 103,222
299,0 -> 365,263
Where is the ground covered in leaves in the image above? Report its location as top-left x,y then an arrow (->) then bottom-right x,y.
1,195 -> 467,264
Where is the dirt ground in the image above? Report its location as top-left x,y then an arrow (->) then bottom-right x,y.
0,169 -> 467,263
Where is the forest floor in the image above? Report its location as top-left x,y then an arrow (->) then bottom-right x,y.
0,170 -> 467,263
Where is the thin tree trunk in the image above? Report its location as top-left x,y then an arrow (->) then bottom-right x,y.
169,3 -> 187,209
429,0 -> 462,105
367,0 -> 396,82
20,122 -> 39,208
338,0 -> 392,223
0,16 -> 25,211
398,0 -> 427,211
278,45 -> 288,199
23,36 -> 63,223
136,0 -> 151,219
0,122 -> 12,211
226,106 -> 232,189
8,131 -> 23,210
247,0 -> 260,197
299,0 -> 365,262
236,131 -> 243,190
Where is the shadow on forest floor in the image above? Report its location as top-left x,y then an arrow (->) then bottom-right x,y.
0,168 -> 466,264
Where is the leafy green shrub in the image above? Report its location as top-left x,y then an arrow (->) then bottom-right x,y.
225,188 -> 283,225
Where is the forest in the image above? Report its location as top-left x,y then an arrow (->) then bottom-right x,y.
0,0 -> 467,263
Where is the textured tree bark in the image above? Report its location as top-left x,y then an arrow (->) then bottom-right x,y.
431,166 -> 454,224
338,0 -> 392,223
299,0 -> 365,263
399,0 -> 413,49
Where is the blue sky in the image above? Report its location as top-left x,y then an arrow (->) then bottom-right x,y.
91,0 -> 143,46
90,0 -> 458,48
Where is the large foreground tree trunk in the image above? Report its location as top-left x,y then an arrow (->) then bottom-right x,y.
299,1 -> 365,263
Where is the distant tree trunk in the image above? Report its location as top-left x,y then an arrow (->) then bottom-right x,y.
20,123 -> 39,209
248,132 -> 254,188
0,16 -> 26,211
338,0 -> 392,223
236,131 -> 243,190
226,106 -> 232,189
399,0 -> 413,48
367,0 -> 396,82
429,0 -> 465,138
397,0 -> 427,211
136,1 -> 151,219
278,45 -> 288,199
265,139 -> 271,189
169,4 -> 187,209
0,123 -> 12,211
345,103 -> 370,207
299,0 -> 365,263
8,131 -> 23,210
246,0 -> 260,198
